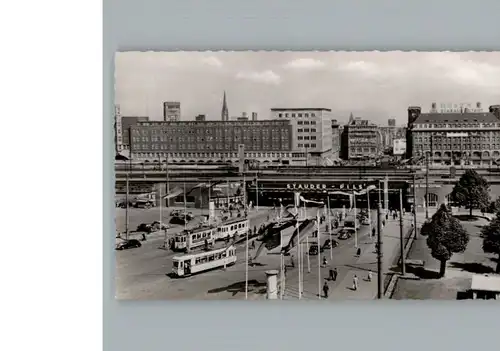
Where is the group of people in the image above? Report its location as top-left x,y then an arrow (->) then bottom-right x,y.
322,270 -> 373,298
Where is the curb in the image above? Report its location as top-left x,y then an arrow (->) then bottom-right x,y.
383,228 -> 418,299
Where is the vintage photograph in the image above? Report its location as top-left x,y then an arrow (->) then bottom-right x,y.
114,51 -> 500,301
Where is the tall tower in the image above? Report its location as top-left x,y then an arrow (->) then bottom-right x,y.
348,112 -> 354,124
221,91 -> 229,121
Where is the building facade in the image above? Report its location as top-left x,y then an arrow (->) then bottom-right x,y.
114,105 -> 122,152
406,105 -> 500,166
331,119 -> 342,161
271,108 -> 334,166
341,117 -> 382,160
129,120 -> 293,164
120,116 -> 150,152
163,101 -> 181,121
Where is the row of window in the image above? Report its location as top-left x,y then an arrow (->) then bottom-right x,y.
132,127 -> 290,136
297,143 -> 317,148
415,122 -> 500,128
133,135 -> 289,143
131,151 -> 294,159
350,147 -> 377,153
414,136 -> 500,142
297,121 -> 317,125
297,128 -> 317,133
297,136 -> 317,140
416,144 -> 500,150
278,112 -> 317,118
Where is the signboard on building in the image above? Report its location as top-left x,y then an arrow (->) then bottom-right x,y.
393,139 -> 406,155
438,102 -> 483,113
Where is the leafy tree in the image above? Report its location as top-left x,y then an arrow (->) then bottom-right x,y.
420,204 -> 469,277
451,169 -> 490,216
482,212 -> 500,273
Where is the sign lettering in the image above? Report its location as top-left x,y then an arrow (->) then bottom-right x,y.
286,183 -> 369,191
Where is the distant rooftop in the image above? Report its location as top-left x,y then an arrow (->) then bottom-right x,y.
414,112 -> 500,124
271,108 -> 332,112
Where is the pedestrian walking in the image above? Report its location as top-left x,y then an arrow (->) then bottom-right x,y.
291,255 -> 295,268
367,271 -> 373,282
352,274 -> 359,291
333,268 -> 338,281
356,247 -> 361,257
372,227 -> 376,237
323,281 -> 329,298
322,256 -> 327,267
329,269 -> 334,281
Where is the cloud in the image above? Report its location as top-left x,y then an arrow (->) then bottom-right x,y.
235,70 -> 281,85
337,61 -> 381,76
201,56 -> 223,67
284,58 -> 326,70
424,53 -> 500,88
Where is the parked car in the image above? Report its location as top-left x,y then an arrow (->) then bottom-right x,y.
308,244 -> 324,255
361,217 -> 371,225
338,229 -> 353,240
116,239 -> 142,250
322,239 -> 338,250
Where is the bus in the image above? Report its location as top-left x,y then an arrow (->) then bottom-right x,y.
173,225 -> 216,253
171,245 -> 237,277
214,217 -> 249,241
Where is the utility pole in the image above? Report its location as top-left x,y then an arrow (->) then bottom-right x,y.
425,152 -> 429,220
412,173 -> 418,240
165,155 -> 170,207
377,203 -> 383,299
399,189 -> 405,276
125,172 -> 129,241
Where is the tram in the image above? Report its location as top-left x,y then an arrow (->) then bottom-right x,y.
214,217 -> 249,241
171,245 -> 237,277
173,225 -> 216,253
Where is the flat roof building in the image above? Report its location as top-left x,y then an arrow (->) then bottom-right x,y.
129,120 -> 293,164
271,108 -> 334,166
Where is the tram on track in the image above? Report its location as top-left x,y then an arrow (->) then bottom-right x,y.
171,245 -> 237,277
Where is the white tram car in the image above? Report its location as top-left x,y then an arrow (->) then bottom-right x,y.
173,225 -> 216,252
171,245 -> 237,277
214,218 -> 249,241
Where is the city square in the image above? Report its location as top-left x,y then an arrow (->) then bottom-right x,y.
114,51 -> 500,301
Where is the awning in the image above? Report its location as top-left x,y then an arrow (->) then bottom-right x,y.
470,274 -> 500,292
163,188 -> 183,200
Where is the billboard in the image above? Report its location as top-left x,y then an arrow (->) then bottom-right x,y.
393,139 -> 406,155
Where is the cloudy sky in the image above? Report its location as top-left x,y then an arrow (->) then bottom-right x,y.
115,51 -> 500,125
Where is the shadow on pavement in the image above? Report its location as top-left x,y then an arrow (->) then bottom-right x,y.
344,264 -> 376,273
456,291 -> 472,300
405,265 -> 441,279
453,215 -> 481,222
207,279 -> 267,296
449,262 -> 495,274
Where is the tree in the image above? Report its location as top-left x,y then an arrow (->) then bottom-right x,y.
420,204 -> 469,277
451,169 -> 490,216
482,212 -> 500,273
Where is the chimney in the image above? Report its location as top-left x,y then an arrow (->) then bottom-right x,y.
252,112 -> 257,121
489,105 -> 500,119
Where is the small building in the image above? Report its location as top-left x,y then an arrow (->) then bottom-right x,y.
469,274 -> 500,300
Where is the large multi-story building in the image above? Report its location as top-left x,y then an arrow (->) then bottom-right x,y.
406,104 -> 500,166
271,108 -> 334,165
120,116 -> 150,152
341,117 -> 382,160
163,101 -> 181,121
129,120 -> 293,164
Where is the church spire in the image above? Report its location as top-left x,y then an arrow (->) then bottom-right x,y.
348,112 -> 354,123
221,91 -> 229,121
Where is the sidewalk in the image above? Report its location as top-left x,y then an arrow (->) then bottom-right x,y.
283,214 -> 411,300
